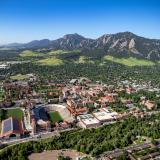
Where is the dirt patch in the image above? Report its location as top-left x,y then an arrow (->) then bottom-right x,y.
28,149 -> 87,160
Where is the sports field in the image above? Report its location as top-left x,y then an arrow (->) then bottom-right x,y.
0,108 -> 23,120
49,111 -> 63,124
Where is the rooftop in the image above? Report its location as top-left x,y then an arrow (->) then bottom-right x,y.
78,114 -> 100,125
93,111 -> 114,121
1,117 -> 24,137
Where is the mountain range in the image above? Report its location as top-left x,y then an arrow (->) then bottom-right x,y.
1,32 -> 160,60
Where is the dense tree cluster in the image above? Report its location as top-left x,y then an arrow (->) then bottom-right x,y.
0,109 -> 7,121
1,61 -> 160,87
0,49 -> 160,87
0,50 -> 20,60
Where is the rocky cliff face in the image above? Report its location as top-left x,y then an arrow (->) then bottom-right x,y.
1,32 -> 160,60
50,32 -> 160,60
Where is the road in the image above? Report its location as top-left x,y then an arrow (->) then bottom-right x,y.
0,128 -> 76,148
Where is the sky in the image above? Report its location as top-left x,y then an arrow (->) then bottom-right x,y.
0,0 -> 160,44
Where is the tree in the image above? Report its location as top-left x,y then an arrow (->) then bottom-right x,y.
58,155 -> 66,160
151,138 -> 158,145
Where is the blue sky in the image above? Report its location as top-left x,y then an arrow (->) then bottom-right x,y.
0,0 -> 160,43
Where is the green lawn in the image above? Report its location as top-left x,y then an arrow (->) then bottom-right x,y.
0,108 -> 23,120
36,57 -> 63,66
104,56 -> 155,66
7,108 -> 23,120
49,111 -> 63,124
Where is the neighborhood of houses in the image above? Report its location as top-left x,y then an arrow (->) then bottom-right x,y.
0,74 -> 160,160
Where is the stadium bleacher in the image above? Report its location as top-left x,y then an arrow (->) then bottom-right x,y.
32,105 -> 49,121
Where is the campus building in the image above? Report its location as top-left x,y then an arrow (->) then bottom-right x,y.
92,108 -> 118,123
77,114 -> 100,128
1,117 -> 24,138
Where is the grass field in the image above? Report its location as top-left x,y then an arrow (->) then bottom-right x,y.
6,108 -> 23,120
49,111 -> 63,124
36,57 -> 63,66
0,108 -> 23,120
104,55 -> 155,66
10,74 -> 28,80
20,50 -> 44,57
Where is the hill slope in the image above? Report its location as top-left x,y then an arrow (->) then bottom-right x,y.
1,32 -> 160,60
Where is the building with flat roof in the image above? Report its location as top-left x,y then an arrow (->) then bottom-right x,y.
93,111 -> 114,122
77,114 -> 100,128
1,117 -> 24,138
101,108 -> 118,117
